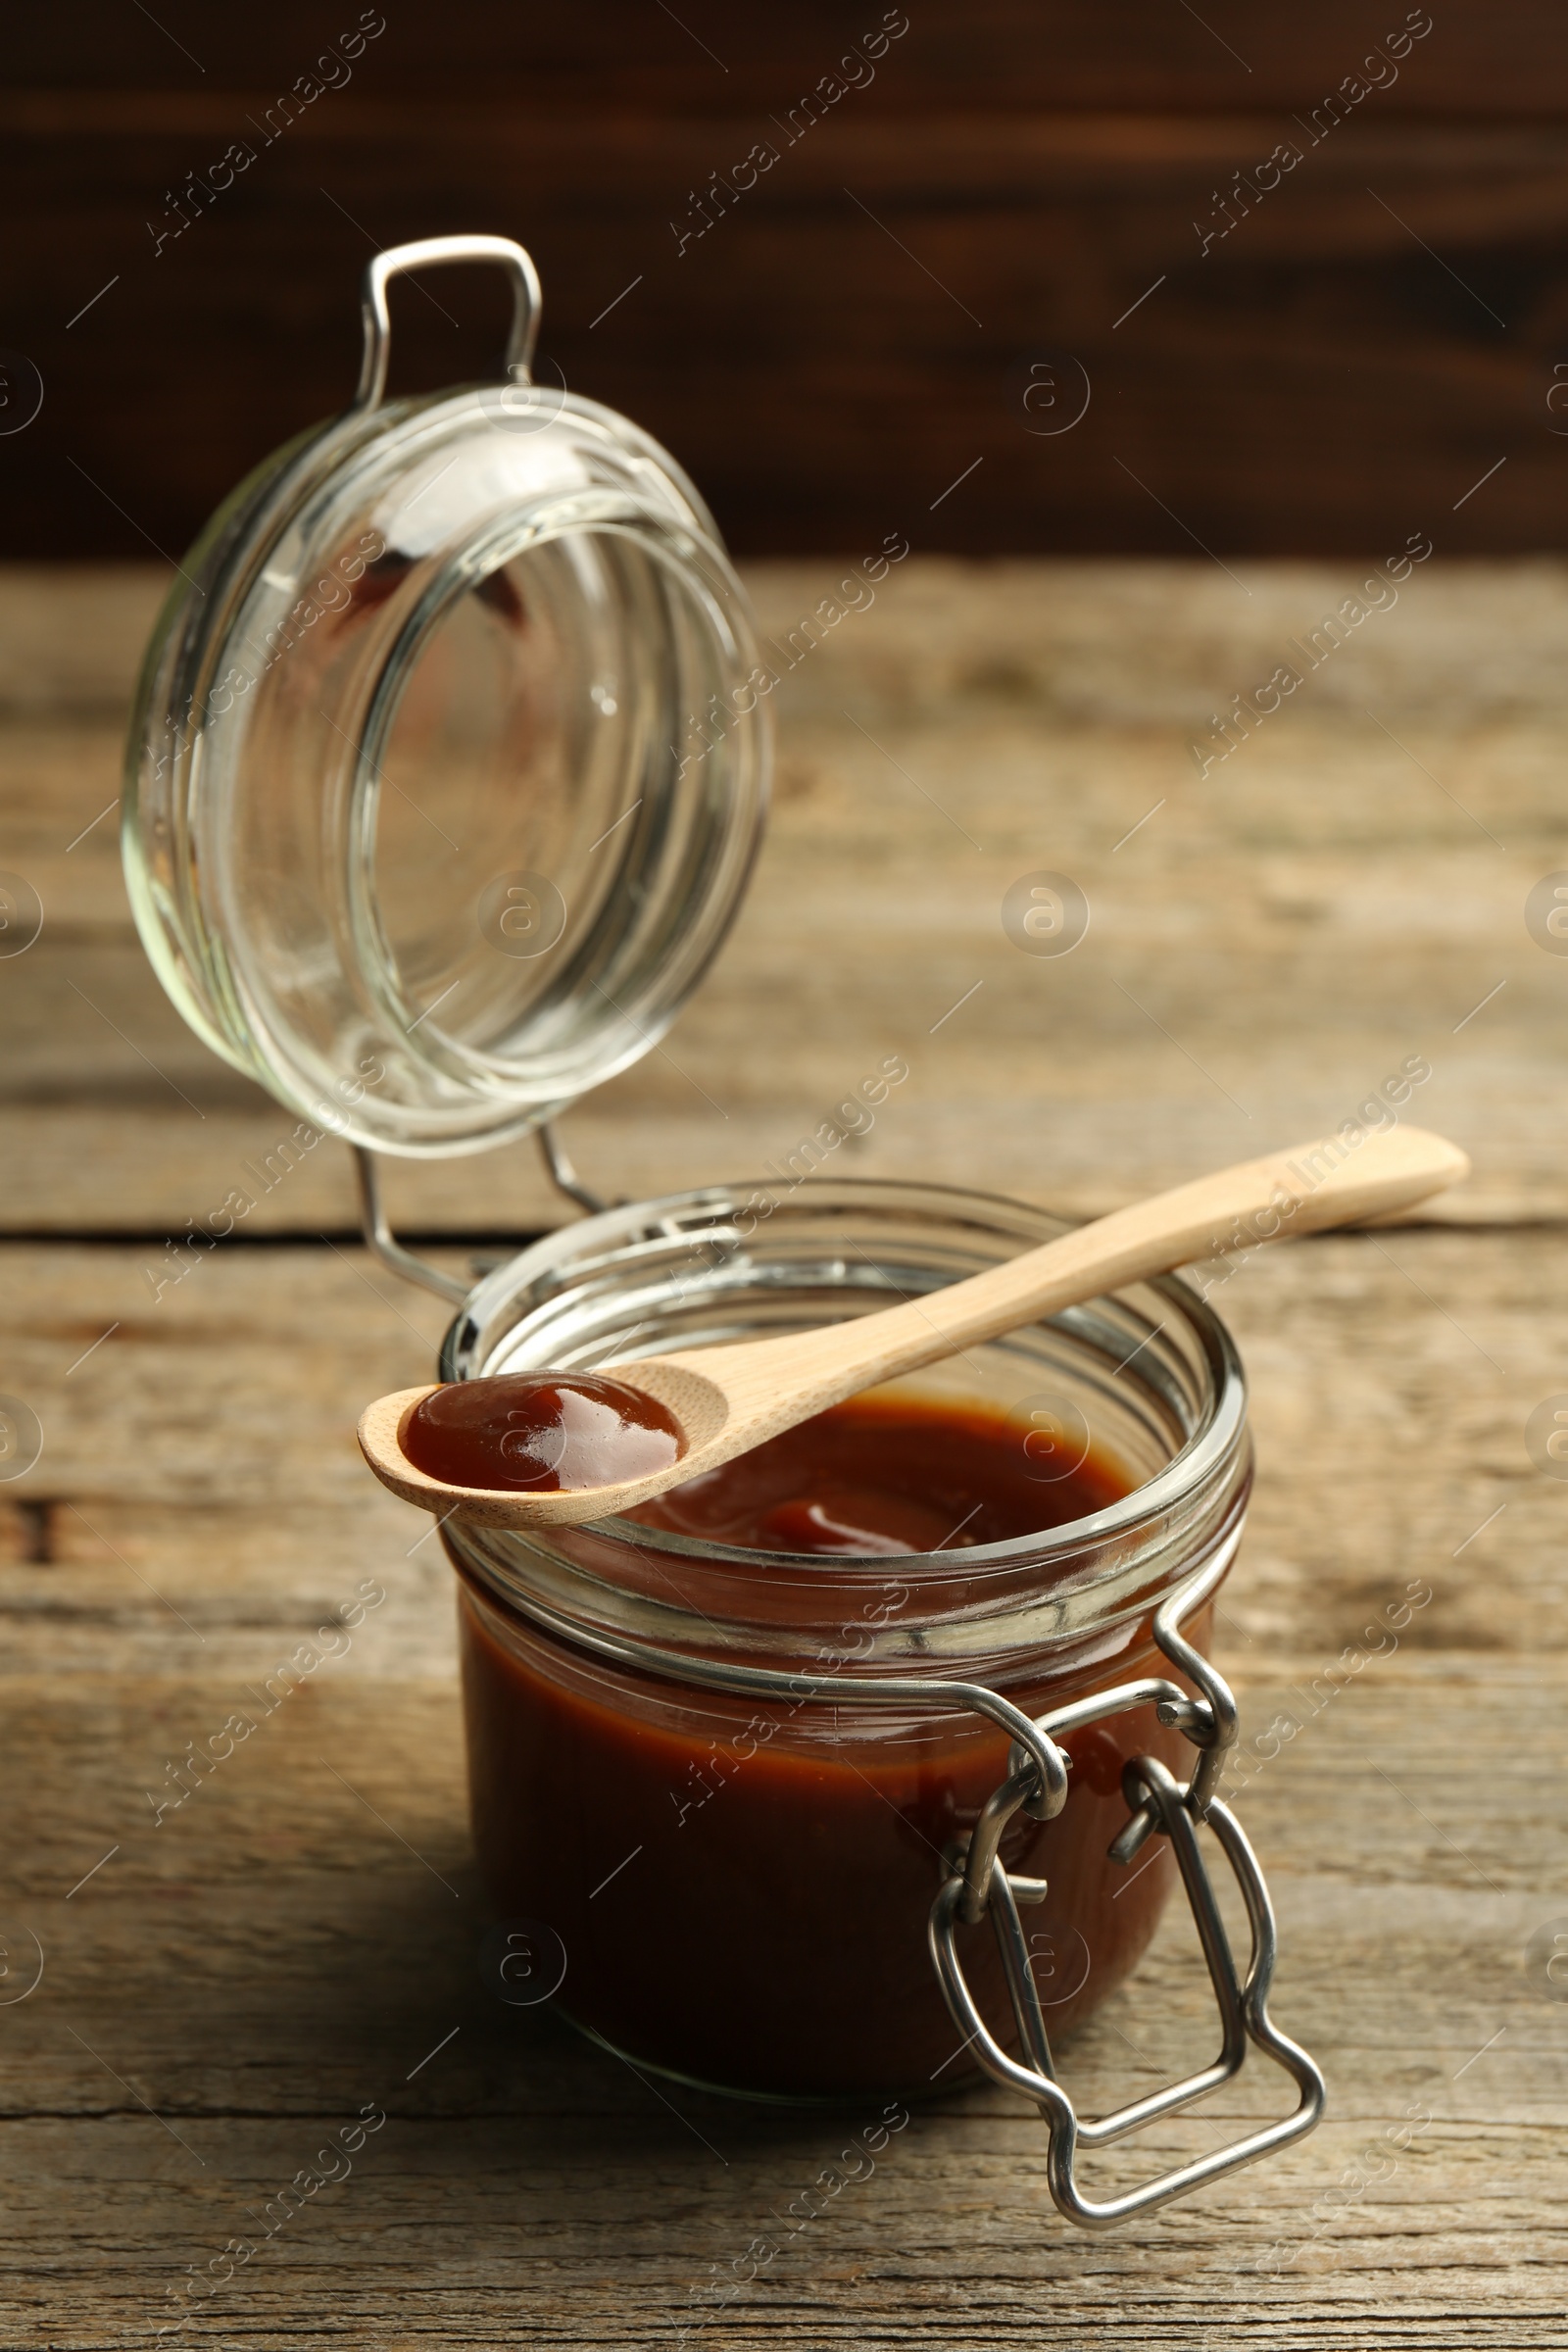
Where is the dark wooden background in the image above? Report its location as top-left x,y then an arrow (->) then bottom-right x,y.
5,1 -> 1568,559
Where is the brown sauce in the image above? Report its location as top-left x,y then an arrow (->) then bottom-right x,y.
455,1392 -> 1200,2098
630,1393 -> 1126,1553
404,1373 -> 683,1494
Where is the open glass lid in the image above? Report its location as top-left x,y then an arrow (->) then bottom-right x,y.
122,235 -> 771,1155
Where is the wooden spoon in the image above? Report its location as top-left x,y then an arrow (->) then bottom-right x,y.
358,1123 -> 1468,1533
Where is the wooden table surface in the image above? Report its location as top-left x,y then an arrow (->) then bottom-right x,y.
4,557 -> 1568,2347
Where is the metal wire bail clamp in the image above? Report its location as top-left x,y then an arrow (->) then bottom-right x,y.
926,1537 -> 1326,2228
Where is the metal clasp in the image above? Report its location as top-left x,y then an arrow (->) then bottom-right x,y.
352,1124 -> 609,1305
353,233 -> 543,413
928,1540 -> 1325,2228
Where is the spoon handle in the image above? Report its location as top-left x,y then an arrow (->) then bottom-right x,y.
676,1124 -> 1468,1412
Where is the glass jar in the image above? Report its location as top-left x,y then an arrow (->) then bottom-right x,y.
439,1176 -> 1250,2100
122,234 -> 1323,2223
122,236 -> 767,1157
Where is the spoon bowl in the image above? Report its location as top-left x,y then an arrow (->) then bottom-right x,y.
358,1123 -> 1470,1533
358,1358 -> 736,1529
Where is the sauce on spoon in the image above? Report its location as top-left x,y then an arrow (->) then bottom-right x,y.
404,1374 -> 684,1494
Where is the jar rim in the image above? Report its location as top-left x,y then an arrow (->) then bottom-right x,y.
441,1175 -> 1250,1611
122,377 -> 771,1157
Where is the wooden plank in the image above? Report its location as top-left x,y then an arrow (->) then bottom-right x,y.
4,97 -> 1563,559
6,493 -> 1567,2341
10,2 -> 1566,114
3,560 -> 1567,1230
0,1232 -> 1565,2339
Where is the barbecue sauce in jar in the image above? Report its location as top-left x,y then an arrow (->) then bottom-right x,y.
455,1393 -> 1200,2099
627,1391 -> 1124,1552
